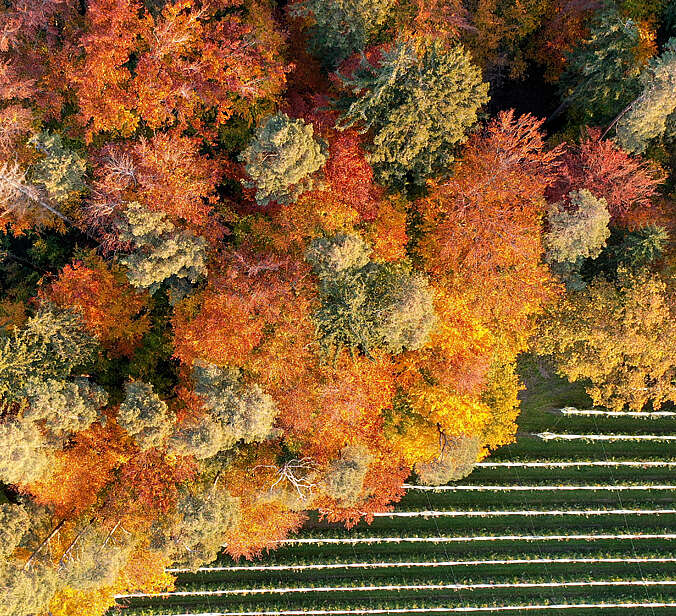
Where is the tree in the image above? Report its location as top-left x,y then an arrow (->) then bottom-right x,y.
0,306 -> 96,403
240,113 -> 328,207
191,362 -> 279,446
417,111 -> 560,340
544,189 -> 611,264
308,235 -> 435,357
335,38 -> 489,186
0,559 -> 58,616
0,420 -> 53,484
40,256 -> 150,357
559,8 -> 645,125
152,486 -> 240,570
60,524 -> 133,591
414,435 -> 480,485
117,381 -> 172,451
546,129 -> 665,221
0,502 -> 30,558
118,202 -> 208,295
29,131 -> 86,204
616,38 -> 676,153
535,270 -> 676,411
22,377 -> 108,442
289,0 -> 396,67
321,445 -> 373,506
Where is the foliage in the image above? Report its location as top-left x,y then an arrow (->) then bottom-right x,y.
0,419 -> 53,484
414,435 -> 481,485
289,0 -> 396,67
240,113 -> 328,206
310,237 -> 435,357
40,256 -> 150,356
535,269 -> 676,411
117,381 -> 172,451
560,8 -> 644,125
336,39 -> 489,187
118,202 -> 209,295
0,306 -> 96,403
544,189 -> 611,264
616,37 -> 676,153
321,445 -> 373,506
547,129 -> 666,221
29,132 -> 86,204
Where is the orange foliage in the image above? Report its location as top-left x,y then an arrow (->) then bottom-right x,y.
25,423 -> 129,518
40,256 -> 150,356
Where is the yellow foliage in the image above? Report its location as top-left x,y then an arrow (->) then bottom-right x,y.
49,586 -> 116,616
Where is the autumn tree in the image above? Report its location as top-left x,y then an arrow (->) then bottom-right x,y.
418,111 -> 559,339
40,256 -> 150,357
240,113 -> 328,207
535,269 -> 676,411
615,37 -> 676,153
29,132 -> 86,204
335,38 -> 489,186
546,128 -> 665,221
559,7 -> 645,124
118,202 -> 208,296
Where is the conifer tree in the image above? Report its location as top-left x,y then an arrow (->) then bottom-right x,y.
616,38 -> 676,153
336,39 -> 489,187
240,113 -> 328,207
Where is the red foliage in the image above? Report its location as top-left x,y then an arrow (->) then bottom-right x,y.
547,129 -> 666,220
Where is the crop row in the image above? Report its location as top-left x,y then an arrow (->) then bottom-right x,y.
110,586 -> 676,616
156,562 -> 676,594
488,439 -> 673,461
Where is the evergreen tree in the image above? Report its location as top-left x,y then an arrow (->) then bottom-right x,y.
0,420 -> 53,484
240,113 -> 328,207
322,445 -> 373,506
309,234 -> 436,356
289,0 -> 395,67
544,190 -> 611,264
414,435 -> 480,485
117,381 -> 173,451
616,38 -> 676,153
29,132 -> 87,203
560,8 -> 643,125
336,39 -> 489,187
119,202 -> 209,295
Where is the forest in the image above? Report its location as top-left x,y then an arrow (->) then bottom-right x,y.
0,0 -> 674,614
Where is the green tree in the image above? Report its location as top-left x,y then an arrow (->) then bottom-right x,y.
0,420 -> 53,484
544,190 -> 611,264
0,502 -> 30,558
169,415 -> 228,460
336,39 -> 489,187
117,381 -> 172,451
119,202 -> 209,295
0,306 -> 96,404
289,0 -> 395,67
560,8 -> 643,125
60,524 -> 133,590
414,435 -> 480,485
616,38 -> 676,153
240,113 -> 328,207
22,377 -> 107,442
191,362 -> 279,447
152,487 -> 240,570
322,445 -> 373,506
29,132 -> 87,203
0,560 -> 58,616
309,236 -> 436,356
582,224 -> 669,281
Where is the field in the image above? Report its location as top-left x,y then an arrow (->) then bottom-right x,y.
110,366 -> 676,615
